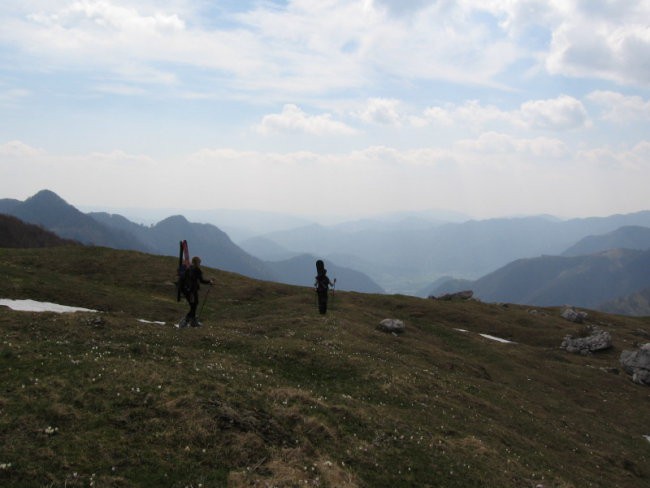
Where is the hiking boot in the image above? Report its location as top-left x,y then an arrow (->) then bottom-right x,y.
190,319 -> 202,327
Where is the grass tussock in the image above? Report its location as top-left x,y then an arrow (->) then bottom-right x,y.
0,246 -> 649,487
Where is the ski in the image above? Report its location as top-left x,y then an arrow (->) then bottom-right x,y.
176,240 -> 190,302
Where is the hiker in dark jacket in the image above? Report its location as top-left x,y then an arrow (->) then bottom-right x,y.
314,260 -> 335,314
182,256 -> 213,327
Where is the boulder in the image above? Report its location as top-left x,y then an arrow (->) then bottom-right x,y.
561,307 -> 588,323
561,326 -> 612,355
377,318 -> 405,334
430,290 -> 474,301
620,343 -> 650,386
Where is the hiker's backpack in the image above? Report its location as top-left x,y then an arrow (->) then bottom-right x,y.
315,273 -> 330,292
315,259 -> 329,292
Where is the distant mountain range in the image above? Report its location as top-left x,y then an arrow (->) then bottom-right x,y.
0,190 -> 146,250
0,190 -> 384,293
427,229 -> 650,315
468,248 -> 650,309
562,225 -> 650,256
255,211 -> 650,295
89,212 -> 274,281
3,189 -> 650,315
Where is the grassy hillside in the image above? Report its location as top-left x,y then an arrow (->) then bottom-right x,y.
0,214 -> 79,248
1,246 -> 649,487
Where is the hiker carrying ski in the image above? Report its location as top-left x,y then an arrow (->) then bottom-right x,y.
181,256 -> 213,327
314,259 -> 335,315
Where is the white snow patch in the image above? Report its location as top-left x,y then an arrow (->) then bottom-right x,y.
453,328 -> 516,344
0,298 -> 97,314
644,435 -> 650,444
479,333 -> 515,344
138,319 -> 166,325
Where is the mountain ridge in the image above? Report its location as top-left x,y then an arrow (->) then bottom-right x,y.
562,225 -> 650,256
2,190 -> 382,293
257,212 -> 650,293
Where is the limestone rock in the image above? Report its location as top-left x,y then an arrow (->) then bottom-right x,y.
430,290 -> 473,301
561,326 -> 612,355
561,307 -> 588,323
620,343 -> 650,386
377,318 -> 405,334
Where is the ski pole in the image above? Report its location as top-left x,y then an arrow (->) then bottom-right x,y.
197,284 -> 212,321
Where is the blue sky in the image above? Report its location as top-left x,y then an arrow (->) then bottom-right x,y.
1,0 -> 649,220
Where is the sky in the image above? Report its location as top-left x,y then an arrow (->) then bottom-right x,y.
1,0 -> 649,221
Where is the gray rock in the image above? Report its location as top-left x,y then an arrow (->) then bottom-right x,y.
620,343 -> 650,386
430,290 -> 474,301
561,326 -> 612,355
561,307 -> 588,323
377,318 -> 405,334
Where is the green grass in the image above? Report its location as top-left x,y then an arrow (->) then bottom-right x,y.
0,246 -> 649,487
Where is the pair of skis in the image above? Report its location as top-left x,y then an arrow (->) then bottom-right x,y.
176,240 -> 190,302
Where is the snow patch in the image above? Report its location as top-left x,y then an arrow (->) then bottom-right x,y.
0,299 -> 97,314
479,333 -> 515,344
138,319 -> 166,325
453,327 -> 515,344
644,435 -> 650,444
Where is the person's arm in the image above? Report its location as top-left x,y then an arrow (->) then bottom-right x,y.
198,268 -> 212,285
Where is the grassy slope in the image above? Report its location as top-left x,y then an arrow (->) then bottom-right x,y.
0,246 -> 649,488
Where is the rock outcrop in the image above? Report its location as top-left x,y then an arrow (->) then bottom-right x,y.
561,326 -> 612,355
377,318 -> 405,334
561,307 -> 588,323
620,343 -> 650,386
430,290 -> 474,301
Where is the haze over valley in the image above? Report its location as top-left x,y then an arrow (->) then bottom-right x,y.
4,189 -> 650,316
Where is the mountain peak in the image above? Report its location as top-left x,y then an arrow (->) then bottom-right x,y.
156,215 -> 190,227
27,189 -> 69,206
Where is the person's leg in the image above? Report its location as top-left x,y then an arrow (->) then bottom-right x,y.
189,292 -> 198,319
318,291 -> 328,314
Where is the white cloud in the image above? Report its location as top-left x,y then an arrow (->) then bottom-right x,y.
1,2 -> 649,221
520,95 -> 589,130
28,1 -> 186,33
587,91 -> 650,123
2,0 -> 648,104
257,104 -> 357,136
455,132 -> 568,160
0,0 -> 524,99
578,141 -> 650,171
420,96 -> 589,132
546,6 -> 650,87
0,140 -> 44,157
422,100 -> 517,128
356,98 -> 403,125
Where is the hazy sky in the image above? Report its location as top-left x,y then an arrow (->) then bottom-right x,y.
1,0 -> 649,220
